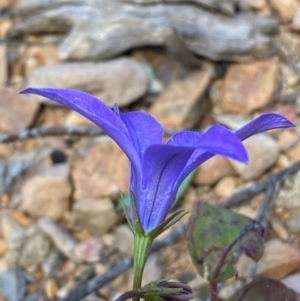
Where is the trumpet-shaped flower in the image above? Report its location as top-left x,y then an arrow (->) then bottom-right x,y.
20,88 -> 293,233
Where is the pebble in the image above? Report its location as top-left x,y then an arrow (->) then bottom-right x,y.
70,198 -> 117,236
237,239 -> 300,280
230,134 -> 279,180
286,210 -> 300,233
194,156 -> 236,185
74,237 -> 103,263
2,214 -> 51,271
270,216 -> 289,241
220,57 -> 279,113
20,164 -> 72,220
276,170 -> 300,208
293,5 -> 300,30
269,0 -> 298,22
72,138 -> 129,200
149,68 -> 213,129
26,58 -> 148,107
282,273 -> 300,294
38,218 -> 78,262
214,176 -> 240,198
0,86 -> 39,133
112,225 -> 134,258
0,239 -> 7,257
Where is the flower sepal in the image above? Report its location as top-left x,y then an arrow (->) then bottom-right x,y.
115,279 -> 193,301
141,279 -> 193,301
128,192 -> 187,239
148,209 -> 188,239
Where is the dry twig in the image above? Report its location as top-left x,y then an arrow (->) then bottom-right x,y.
0,126 -> 180,143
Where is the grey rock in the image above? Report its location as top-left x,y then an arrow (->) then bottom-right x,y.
10,0 -> 279,62
287,211 -> 300,233
112,225 -> 134,257
26,58 -> 148,107
20,163 -> 71,220
0,86 -> 39,134
2,214 -> 51,271
0,270 -> 33,301
276,170 -> 300,208
70,198 -> 117,236
230,134 -> 279,180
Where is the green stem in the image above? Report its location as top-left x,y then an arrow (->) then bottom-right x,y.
133,234 -> 153,301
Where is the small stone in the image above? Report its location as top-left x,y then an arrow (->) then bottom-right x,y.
282,273 -> 300,294
0,86 -> 39,133
149,69 -> 213,129
0,44 -> 7,85
248,0 -> 267,9
270,216 -> 289,241
269,0 -> 297,22
286,210 -> 300,233
112,225 -> 134,257
20,164 -> 71,219
276,154 -> 291,170
27,58 -> 148,107
0,0 -> 17,8
214,176 -> 240,198
237,239 -> 300,280
0,239 -> 7,256
24,44 -> 61,78
2,214 -> 51,271
277,130 -> 298,150
72,138 -> 129,200
74,237 -> 103,263
45,279 -> 59,300
142,253 -> 164,285
219,280 -> 244,301
65,111 -> 95,127
277,130 -> 300,162
38,218 -> 78,261
234,206 -> 258,220
12,211 -> 32,227
293,5 -> 300,30
220,57 -> 279,113
230,134 -> 279,180
286,141 -> 300,162
194,156 -> 236,185
70,198 -> 117,236
276,170 -> 300,208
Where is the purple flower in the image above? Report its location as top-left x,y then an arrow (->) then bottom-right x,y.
20,88 -> 293,232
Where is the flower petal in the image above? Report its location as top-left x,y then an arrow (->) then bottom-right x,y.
172,113 -> 294,190
235,113 -> 294,140
20,87 -> 141,172
115,107 -> 164,160
168,124 -> 248,163
137,144 -> 195,231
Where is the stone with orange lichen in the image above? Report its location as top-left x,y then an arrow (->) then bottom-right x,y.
220,57 -> 279,113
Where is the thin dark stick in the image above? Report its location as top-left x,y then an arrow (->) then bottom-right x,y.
0,126 -> 181,143
221,160 -> 300,209
0,126 -> 104,143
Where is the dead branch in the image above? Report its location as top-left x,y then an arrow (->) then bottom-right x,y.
0,126 -> 180,143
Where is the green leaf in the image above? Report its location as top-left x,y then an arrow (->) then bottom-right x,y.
228,278 -> 300,301
187,202 -> 264,282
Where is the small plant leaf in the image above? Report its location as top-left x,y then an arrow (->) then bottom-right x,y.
228,278 -> 300,301
187,202 -> 264,282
